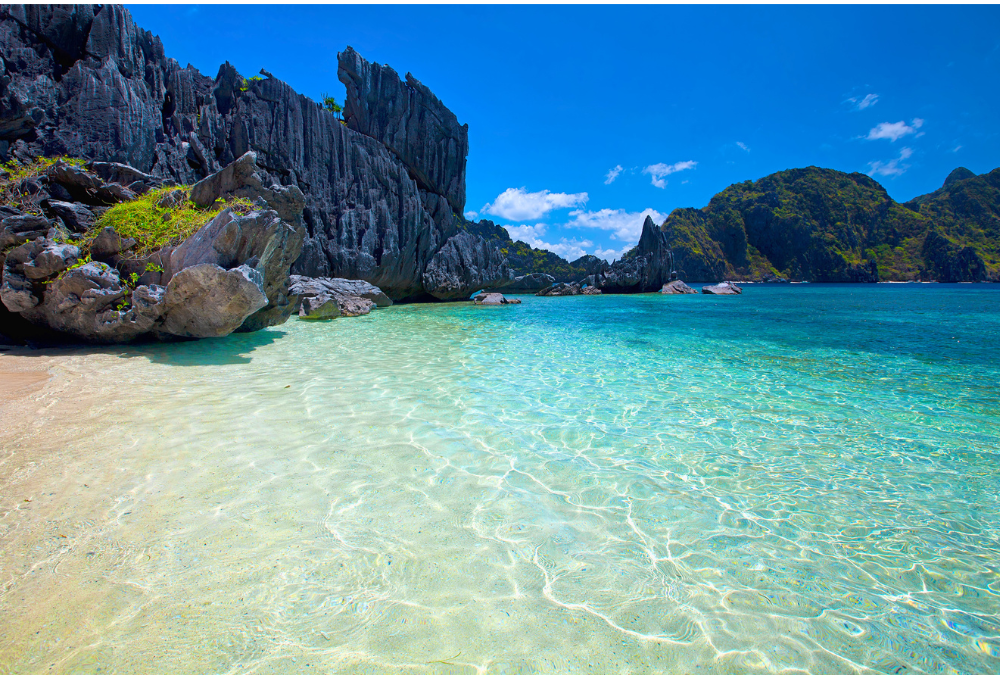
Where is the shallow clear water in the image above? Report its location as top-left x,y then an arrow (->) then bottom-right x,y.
2,285 -> 999,674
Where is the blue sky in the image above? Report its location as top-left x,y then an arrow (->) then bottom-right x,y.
127,4 -> 1000,262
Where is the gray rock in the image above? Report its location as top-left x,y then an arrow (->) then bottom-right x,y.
43,200 -> 95,232
0,213 -> 50,248
44,161 -> 136,205
89,225 -> 136,261
167,205 -> 305,330
473,292 -> 520,305
338,46 -> 468,214
601,216 -> 677,293
660,279 -> 697,294
189,151 -> 305,222
18,262 -> 167,343
422,230 -> 509,300
336,294 -> 376,317
20,239 -> 80,280
0,6 -> 507,302
288,275 -> 391,308
298,294 -> 340,320
536,282 -> 582,297
701,281 -> 743,295
158,263 -> 267,338
581,286 -> 602,295
495,273 -> 554,293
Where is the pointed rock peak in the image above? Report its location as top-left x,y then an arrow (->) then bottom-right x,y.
636,215 -> 662,252
944,167 -> 976,187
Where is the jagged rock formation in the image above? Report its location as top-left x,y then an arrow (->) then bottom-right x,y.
338,46 -> 468,215
599,216 -> 676,293
0,4 -> 509,302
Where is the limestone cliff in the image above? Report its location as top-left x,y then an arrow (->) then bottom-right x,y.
0,4 -> 507,301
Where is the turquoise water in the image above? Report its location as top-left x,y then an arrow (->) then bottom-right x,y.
2,285 -> 999,673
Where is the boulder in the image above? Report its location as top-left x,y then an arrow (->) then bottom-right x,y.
473,292 -> 520,305
701,281 -> 743,295
42,200 -> 95,232
157,263 -> 267,338
298,294 -> 340,320
89,225 -> 137,261
44,161 -> 136,205
288,275 -> 391,307
536,282 -> 581,297
0,213 -> 51,248
581,286 -> 602,295
17,262 -> 167,343
336,295 -> 376,317
167,204 -> 305,330
189,151 -> 305,222
1,238 -> 80,313
660,279 -> 697,294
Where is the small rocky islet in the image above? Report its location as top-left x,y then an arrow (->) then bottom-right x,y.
1,4 -> 997,345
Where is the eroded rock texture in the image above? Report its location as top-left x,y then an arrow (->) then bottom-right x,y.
0,5 -> 507,301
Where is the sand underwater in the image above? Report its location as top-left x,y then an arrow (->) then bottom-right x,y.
1,285 -> 999,674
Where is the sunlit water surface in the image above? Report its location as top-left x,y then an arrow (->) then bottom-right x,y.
1,285 -> 999,674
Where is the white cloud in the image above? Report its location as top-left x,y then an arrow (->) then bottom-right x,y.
868,147 -> 913,178
604,165 -> 624,184
856,93 -> 879,110
504,223 -> 548,240
566,207 -> 666,242
481,187 -> 588,221
952,145 -> 962,153
504,223 -> 593,261
464,210 -> 478,220
866,118 -> 924,142
736,141 -> 750,152
642,161 -> 697,188
593,244 -> 633,262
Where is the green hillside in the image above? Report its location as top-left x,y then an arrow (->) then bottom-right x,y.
660,166 -> 999,282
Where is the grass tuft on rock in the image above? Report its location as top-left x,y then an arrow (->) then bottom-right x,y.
0,156 -> 87,213
92,187 -> 257,256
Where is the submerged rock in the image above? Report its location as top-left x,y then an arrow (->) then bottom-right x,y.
702,281 -> 743,295
660,279 -> 697,294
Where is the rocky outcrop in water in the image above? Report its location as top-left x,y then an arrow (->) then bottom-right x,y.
288,275 -> 390,320
702,281 -> 742,295
0,154 -> 304,343
598,216 -> 676,293
660,279 -> 697,294
0,4 -> 509,302
473,292 -> 520,305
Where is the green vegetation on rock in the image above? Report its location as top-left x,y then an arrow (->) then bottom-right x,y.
0,156 -> 87,213
91,187 -> 256,256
